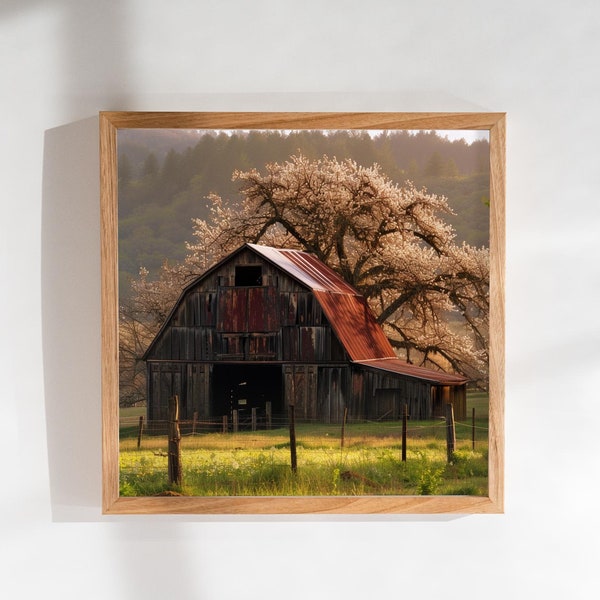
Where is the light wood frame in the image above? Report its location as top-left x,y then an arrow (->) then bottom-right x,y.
100,111 -> 505,515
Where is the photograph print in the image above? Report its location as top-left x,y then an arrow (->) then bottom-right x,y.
101,112 -> 504,513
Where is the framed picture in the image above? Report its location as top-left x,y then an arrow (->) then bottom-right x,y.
100,112 -> 505,514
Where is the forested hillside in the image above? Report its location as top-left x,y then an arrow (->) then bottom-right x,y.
117,129 -> 490,298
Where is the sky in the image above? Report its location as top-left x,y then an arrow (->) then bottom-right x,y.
435,130 -> 489,144
197,129 -> 490,145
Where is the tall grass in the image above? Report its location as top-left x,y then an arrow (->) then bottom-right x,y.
120,426 -> 488,497
119,392 -> 489,497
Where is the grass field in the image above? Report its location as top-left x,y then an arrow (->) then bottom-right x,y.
119,393 -> 489,497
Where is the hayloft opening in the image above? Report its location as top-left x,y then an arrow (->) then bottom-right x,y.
235,265 -> 262,286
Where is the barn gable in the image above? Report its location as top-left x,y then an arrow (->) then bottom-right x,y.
143,243 -> 468,424
143,244 -> 349,364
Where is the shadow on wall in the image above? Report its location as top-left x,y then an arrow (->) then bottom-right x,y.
41,116 -> 103,522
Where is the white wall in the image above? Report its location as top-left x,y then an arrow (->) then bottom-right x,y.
2,1 -> 599,598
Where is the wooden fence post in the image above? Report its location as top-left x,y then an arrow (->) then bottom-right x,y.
252,407 -> 257,432
168,395 -> 183,486
340,406 -> 348,449
222,414 -> 228,434
137,415 -> 144,449
266,401 -> 272,430
445,403 -> 456,463
402,403 -> 408,462
232,409 -> 238,433
289,404 -> 297,474
192,411 -> 198,436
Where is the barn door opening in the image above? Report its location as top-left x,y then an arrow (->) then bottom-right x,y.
432,385 -> 450,418
211,364 -> 283,427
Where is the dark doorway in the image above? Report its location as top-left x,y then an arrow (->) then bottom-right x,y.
212,364 -> 283,425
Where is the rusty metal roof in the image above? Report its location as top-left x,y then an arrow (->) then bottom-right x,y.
354,358 -> 469,385
250,244 -> 396,360
252,244 -> 467,384
312,290 -> 396,361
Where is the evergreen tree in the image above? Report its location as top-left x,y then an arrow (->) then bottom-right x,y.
142,152 -> 159,177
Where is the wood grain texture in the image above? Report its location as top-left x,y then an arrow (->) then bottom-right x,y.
105,494 -> 500,515
100,113 -> 120,513
100,111 -> 505,515
99,111 -> 504,131
488,115 -> 506,512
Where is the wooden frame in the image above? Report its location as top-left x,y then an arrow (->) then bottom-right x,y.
101,111 -> 505,514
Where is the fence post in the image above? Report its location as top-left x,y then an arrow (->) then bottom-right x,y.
340,406 -> 348,449
266,401 -> 272,430
137,415 -> 144,449
402,403 -> 408,462
289,404 -> 297,474
168,395 -> 183,486
192,411 -> 198,436
445,403 -> 456,463
232,409 -> 238,433
252,407 -> 257,432
222,414 -> 228,434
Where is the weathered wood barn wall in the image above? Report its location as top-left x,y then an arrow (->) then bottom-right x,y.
143,244 -> 468,424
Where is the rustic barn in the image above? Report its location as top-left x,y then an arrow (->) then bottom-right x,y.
143,243 -> 468,426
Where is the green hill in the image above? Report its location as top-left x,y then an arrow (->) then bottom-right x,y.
117,130 -> 490,298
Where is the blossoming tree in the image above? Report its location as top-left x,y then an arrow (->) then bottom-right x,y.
123,153 -> 489,404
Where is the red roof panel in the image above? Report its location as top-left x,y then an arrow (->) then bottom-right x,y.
354,358 -> 469,385
251,244 -> 398,361
313,290 -> 396,361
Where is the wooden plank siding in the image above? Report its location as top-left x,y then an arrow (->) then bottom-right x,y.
317,366 -> 350,424
145,359 -> 464,424
348,366 -> 433,421
147,256 -> 347,364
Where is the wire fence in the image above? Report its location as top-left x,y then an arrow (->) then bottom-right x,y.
118,405 -> 489,496
119,411 -> 489,451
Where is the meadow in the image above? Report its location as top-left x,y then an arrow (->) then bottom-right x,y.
119,393 -> 489,497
